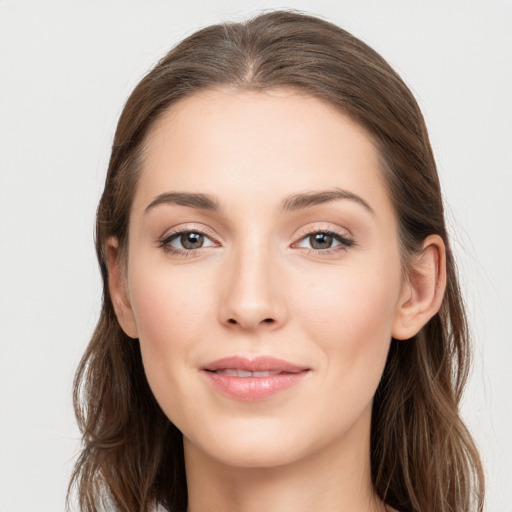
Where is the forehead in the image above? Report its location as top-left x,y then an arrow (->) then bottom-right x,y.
133,88 -> 392,218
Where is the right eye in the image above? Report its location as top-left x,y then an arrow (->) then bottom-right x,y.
160,230 -> 218,255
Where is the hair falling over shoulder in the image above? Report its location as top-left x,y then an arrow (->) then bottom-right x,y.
68,10 -> 484,512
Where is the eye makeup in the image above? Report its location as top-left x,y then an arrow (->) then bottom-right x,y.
158,226 -> 355,259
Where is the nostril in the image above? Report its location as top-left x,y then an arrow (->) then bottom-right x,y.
227,318 -> 274,325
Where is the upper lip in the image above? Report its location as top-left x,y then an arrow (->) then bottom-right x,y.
201,356 -> 309,373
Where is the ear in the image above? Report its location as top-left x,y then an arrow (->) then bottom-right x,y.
392,234 -> 447,340
105,237 -> 139,339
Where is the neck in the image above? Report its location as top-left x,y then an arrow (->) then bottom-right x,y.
184,407 -> 387,512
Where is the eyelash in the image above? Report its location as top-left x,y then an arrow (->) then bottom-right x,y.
294,229 -> 355,256
159,228 -> 355,258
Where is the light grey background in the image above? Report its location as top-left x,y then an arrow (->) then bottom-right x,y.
0,1 -> 510,511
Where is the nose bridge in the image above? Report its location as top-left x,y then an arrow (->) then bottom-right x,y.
219,230 -> 284,330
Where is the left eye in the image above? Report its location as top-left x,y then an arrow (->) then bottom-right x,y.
295,231 -> 351,251
163,231 -> 217,251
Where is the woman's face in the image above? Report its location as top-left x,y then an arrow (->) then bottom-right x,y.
120,88 -> 409,468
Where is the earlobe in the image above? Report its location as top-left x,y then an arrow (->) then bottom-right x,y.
105,237 -> 139,339
392,234 -> 447,340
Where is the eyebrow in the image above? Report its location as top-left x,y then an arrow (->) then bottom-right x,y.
281,188 -> 374,215
145,192 -> 220,213
144,187 -> 374,215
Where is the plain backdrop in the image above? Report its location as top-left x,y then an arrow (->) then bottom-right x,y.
0,1 -> 511,511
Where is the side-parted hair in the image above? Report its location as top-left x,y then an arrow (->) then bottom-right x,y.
69,10 -> 484,512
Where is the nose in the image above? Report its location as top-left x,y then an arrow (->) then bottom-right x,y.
219,240 -> 287,331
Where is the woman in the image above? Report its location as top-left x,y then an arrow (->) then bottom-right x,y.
69,10 -> 485,512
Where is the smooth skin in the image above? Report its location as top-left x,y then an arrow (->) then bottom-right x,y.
107,88 -> 446,512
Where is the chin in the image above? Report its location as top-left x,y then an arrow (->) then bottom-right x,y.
193,440 -> 306,469
182,417 -> 314,469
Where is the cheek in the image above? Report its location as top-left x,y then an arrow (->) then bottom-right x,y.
296,260 -> 400,336
294,262 -> 401,390
127,263 -> 212,389
130,260 -> 211,334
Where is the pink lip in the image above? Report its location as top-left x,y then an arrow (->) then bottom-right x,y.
201,356 -> 310,402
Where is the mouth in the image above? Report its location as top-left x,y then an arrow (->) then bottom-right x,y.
202,355 -> 309,374
201,356 -> 310,401
208,369 -> 284,377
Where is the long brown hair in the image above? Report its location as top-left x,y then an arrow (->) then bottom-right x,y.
69,10 -> 484,512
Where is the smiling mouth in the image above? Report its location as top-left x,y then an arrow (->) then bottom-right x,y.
209,369 -> 285,377
202,355 -> 309,374
201,356 -> 310,401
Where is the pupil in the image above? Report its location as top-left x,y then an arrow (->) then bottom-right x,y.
311,233 -> 332,249
182,232 -> 204,249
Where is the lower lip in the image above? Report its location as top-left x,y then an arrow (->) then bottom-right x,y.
202,370 -> 309,401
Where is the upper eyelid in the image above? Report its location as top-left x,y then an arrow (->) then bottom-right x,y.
294,224 -> 351,238
160,224 -> 353,250
292,229 -> 354,250
160,223 -> 350,239
161,224 -> 220,242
